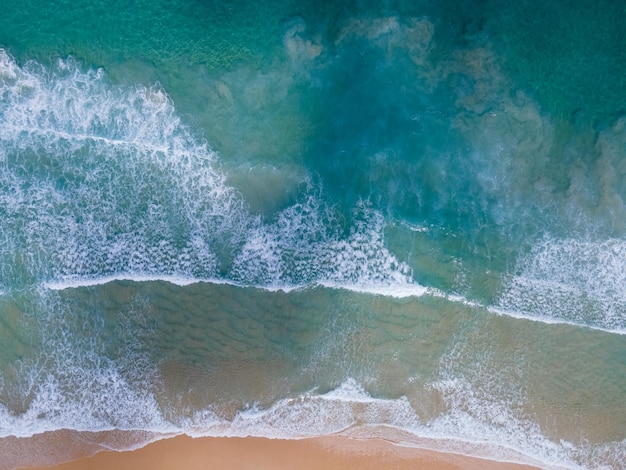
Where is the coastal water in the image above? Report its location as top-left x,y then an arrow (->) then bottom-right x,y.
0,0 -> 625,468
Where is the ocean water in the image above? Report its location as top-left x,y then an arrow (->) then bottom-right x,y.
0,0 -> 625,468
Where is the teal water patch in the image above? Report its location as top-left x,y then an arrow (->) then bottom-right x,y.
484,0 -> 626,125
0,0 -> 291,70
3,0 -> 623,249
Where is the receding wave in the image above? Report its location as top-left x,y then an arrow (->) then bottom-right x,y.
2,374 -> 622,470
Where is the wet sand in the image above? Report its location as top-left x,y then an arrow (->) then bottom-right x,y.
17,434 -> 545,470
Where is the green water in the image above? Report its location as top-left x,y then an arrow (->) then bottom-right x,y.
0,0 -> 625,468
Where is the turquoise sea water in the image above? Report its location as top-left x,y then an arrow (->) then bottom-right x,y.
0,1 -> 625,468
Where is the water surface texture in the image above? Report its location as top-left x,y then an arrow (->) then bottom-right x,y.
1,1 -> 625,468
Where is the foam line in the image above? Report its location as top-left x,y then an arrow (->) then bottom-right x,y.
6,125 -> 171,154
42,274 -> 429,298
488,305 -> 626,336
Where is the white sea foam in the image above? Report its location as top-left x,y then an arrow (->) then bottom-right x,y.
0,368 -> 173,439
43,274 -> 215,290
0,292 -> 174,440
43,274 -> 430,298
496,237 -> 626,333
4,358 -> 624,470
134,378 -> 625,469
0,49 -> 418,297
228,194 -> 416,289
423,378 -> 574,469
488,304 -> 626,336
318,280 -> 427,298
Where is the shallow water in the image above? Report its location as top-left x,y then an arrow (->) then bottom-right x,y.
0,1 -> 625,468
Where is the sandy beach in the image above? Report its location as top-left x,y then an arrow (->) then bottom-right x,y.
15,434 -> 544,470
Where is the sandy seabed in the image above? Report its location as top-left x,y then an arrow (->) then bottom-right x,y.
8,434 -> 544,470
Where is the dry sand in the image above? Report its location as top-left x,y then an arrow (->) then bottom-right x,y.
18,434 -> 544,470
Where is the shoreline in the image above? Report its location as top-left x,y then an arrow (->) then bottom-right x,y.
11,434 -> 546,470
